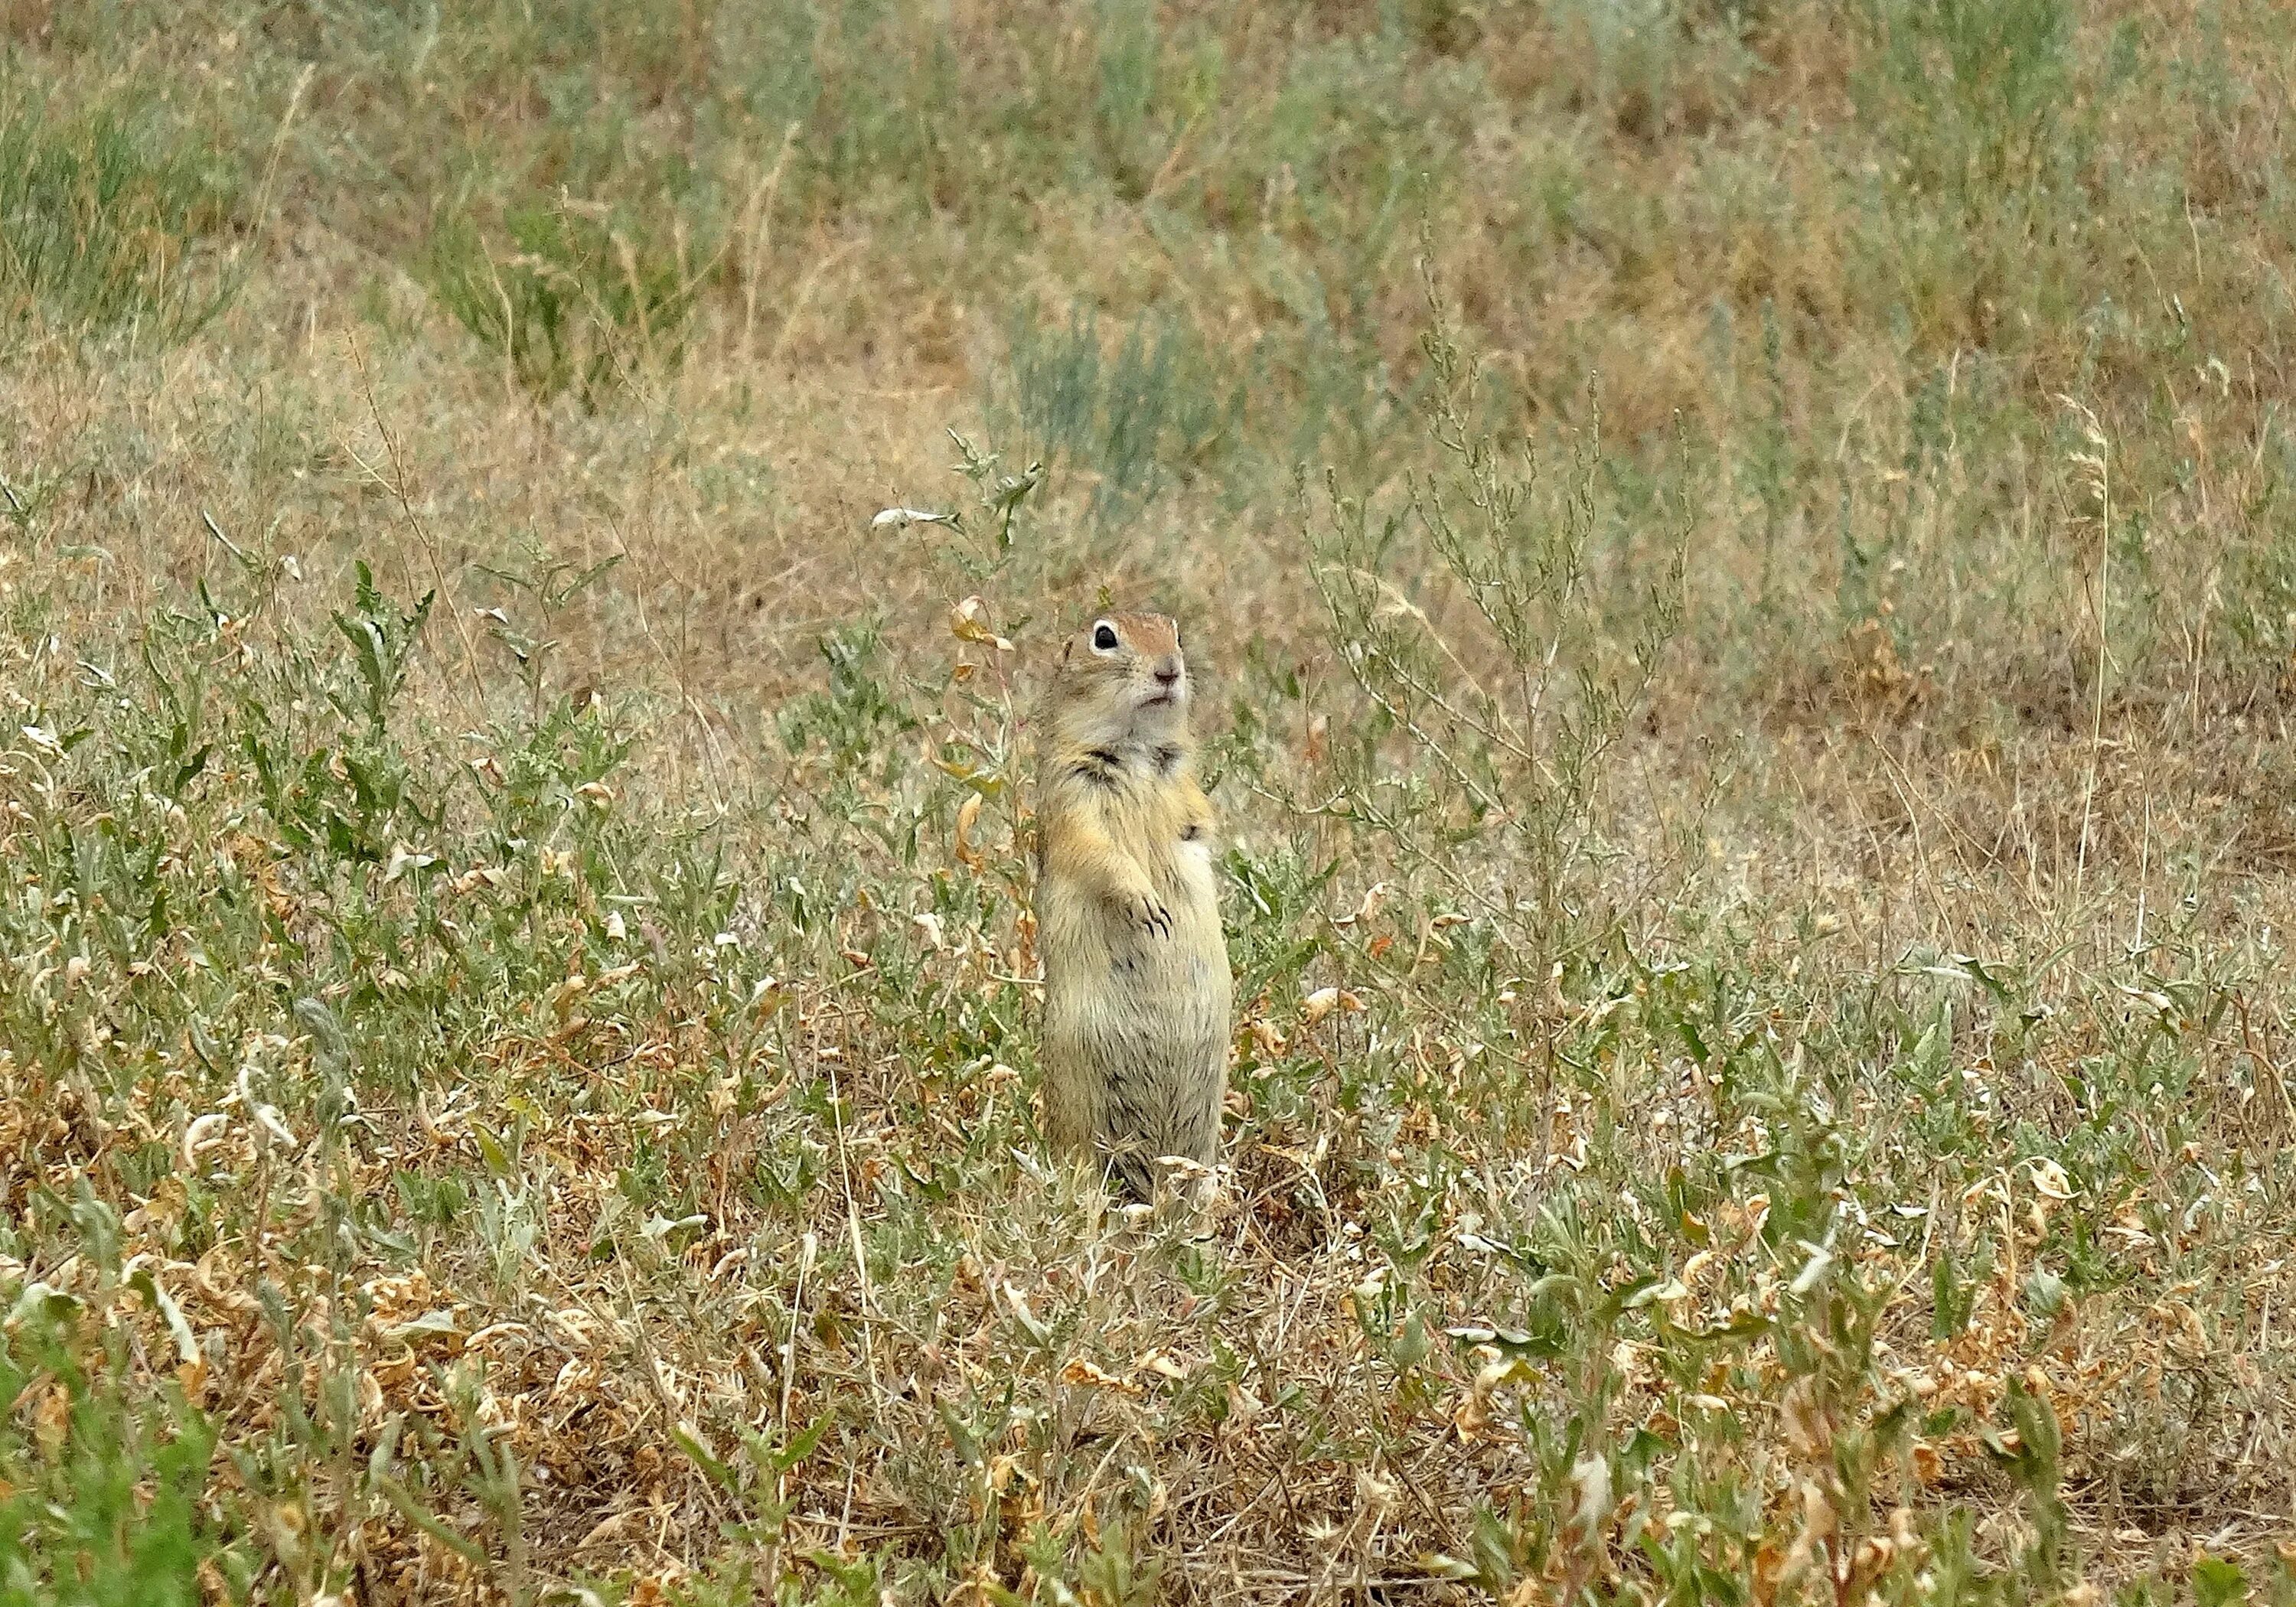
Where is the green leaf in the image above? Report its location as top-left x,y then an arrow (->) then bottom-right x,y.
8,1280 -> 83,1328
471,1122 -> 511,1178
2193,1554 -> 2249,1607
672,1420 -> 735,1489
772,1412 -> 833,1472
127,1268 -> 201,1366
1625,1276 -> 1688,1310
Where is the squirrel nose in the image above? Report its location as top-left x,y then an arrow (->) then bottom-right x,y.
1154,659 -> 1182,686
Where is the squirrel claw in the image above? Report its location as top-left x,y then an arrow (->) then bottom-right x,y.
1123,889 -> 1172,938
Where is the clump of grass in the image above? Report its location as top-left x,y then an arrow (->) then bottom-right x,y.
0,73 -> 238,350
991,301 -> 1242,525
428,196 -> 708,406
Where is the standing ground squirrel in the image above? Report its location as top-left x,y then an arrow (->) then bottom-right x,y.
1034,612 -> 1231,1198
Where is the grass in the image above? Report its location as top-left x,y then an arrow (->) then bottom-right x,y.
3,0 -> 2296,1600
0,64 -> 238,352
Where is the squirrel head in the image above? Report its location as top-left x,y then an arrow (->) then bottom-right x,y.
1046,612 -> 1192,750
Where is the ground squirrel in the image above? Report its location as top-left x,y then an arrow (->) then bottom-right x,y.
1034,612 -> 1231,1198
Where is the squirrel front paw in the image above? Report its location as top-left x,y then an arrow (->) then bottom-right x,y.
1114,885 -> 1173,939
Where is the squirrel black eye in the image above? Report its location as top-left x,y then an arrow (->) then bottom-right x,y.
1091,621 -> 1119,652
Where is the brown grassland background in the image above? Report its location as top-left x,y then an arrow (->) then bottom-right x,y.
4,0 -> 2296,1602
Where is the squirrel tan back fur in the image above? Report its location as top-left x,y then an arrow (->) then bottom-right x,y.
1033,612 -> 1231,1197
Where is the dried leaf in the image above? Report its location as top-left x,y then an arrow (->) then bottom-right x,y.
954,791 -> 984,871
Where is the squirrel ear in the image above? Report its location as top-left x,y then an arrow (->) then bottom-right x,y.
1061,638 -> 1074,665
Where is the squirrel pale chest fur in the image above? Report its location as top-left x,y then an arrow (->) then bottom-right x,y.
1033,612 -> 1231,1197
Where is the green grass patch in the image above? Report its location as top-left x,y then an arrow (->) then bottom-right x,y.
0,70 -> 238,351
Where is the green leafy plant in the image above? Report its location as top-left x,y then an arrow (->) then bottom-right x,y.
475,539 -> 624,718
0,1255 -> 253,1604
1301,247 -> 1686,985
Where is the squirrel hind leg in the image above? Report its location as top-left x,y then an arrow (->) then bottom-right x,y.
1112,1144 -> 1221,1210
1102,1134 -> 1159,1202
